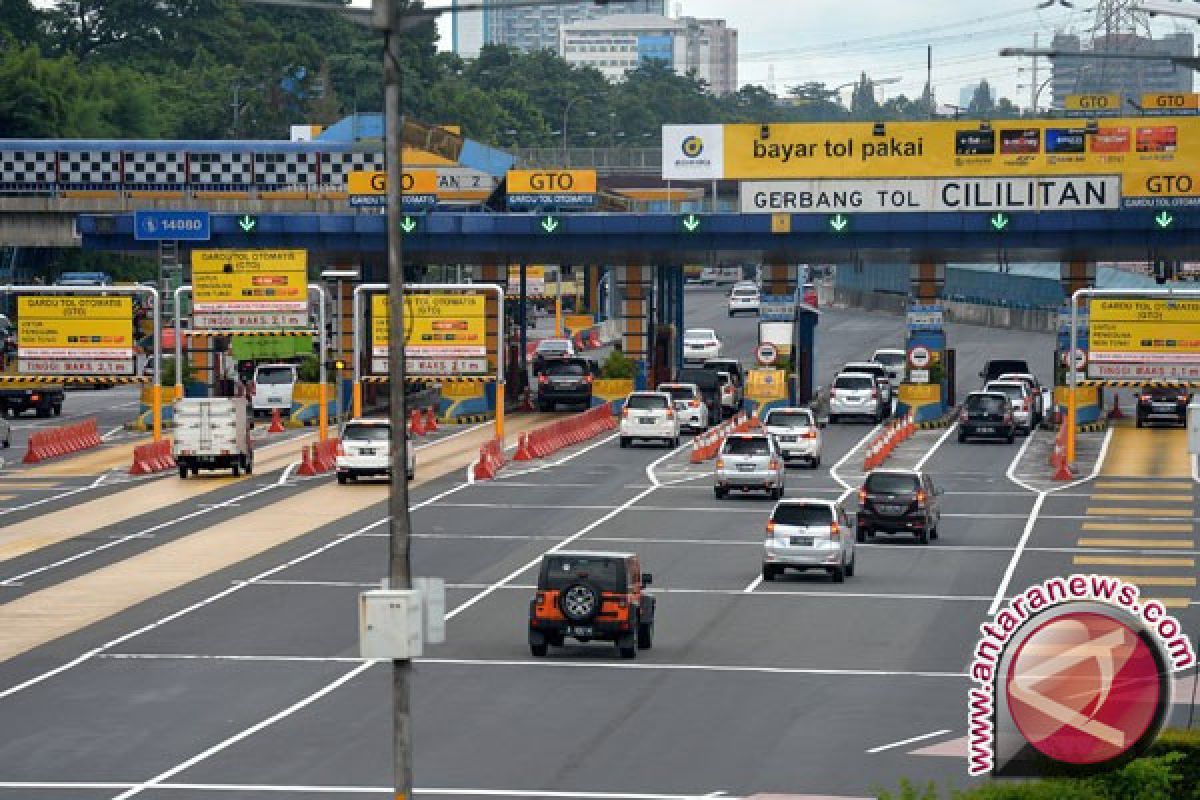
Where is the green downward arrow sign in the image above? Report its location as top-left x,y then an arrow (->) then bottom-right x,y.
540,216 -> 560,234
682,213 -> 701,232
238,214 -> 257,233
400,216 -> 417,234
829,213 -> 849,233
1155,211 -> 1175,229
990,212 -> 1010,232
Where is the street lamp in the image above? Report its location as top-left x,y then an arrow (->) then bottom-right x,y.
562,94 -> 600,160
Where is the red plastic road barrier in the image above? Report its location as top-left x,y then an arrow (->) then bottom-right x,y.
296,438 -> 341,477
473,436 -> 507,480
511,402 -> 616,469
588,329 -> 601,349
1050,424 -> 1074,480
23,418 -> 103,464
425,407 -> 438,432
409,408 -> 427,436
268,408 -> 285,433
129,439 -> 176,475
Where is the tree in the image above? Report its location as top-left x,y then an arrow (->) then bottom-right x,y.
0,0 -> 43,47
968,79 -> 996,116
849,72 -> 879,120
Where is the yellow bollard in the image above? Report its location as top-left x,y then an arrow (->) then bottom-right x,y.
555,295 -> 563,338
495,382 -> 505,441
152,383 -> 163,442
318,382 -> 329,442
352,381 -> 362,419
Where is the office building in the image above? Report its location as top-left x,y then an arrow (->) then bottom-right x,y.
460,0 -> 664,57
1049,31 -> 1194,110
559,14 -> 738,95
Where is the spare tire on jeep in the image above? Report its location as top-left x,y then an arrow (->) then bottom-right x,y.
559,582 -> 600,622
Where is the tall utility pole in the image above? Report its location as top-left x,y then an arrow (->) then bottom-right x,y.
1030,32 -> 1039,113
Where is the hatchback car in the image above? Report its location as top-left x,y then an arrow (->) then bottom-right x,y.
856,469 -> 943,545
870,349 -> 907,388
762,406 -> 823,467
619,392 -> 680,448
336,418 -> 414,483
1136,384 -> 1191,428
659,382 -> 709,431
829,372 -> 884,423
728,286 -> 761,316
958,392 -> 1016,443
762,499 -> 855,583
714,433 -> 786,499
983,380 -> 1033,435
683,328 -> 722,364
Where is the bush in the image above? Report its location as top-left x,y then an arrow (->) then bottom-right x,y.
297,354 -> 320,383
599,349 -> 634,380
160,356 -> 193,386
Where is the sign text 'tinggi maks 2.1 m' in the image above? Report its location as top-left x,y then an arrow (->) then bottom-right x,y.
664,118 -> 1200,210
17,296 -> 135,375
1088,298 -> 1200,381
371,293 -> 488,376
191,249 -> 308,329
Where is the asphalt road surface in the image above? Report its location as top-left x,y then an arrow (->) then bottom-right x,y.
0,289 -> 1194,800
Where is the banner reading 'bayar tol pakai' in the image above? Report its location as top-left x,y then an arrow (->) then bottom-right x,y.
17,295 -> 134,375
666,118 -> 1200,206
371,293 -> 488,376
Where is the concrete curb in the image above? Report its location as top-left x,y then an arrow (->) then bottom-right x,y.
916,410 -> 958,430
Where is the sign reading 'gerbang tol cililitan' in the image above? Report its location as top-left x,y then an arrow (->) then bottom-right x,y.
740,176 -> 1120,214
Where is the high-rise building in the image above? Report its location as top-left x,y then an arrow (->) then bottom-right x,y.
559,14 -> 738,95
457,0 -> 664,57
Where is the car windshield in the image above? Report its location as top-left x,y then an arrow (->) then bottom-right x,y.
865,473 -> 921,494
766,411 -> 814,428
717,373 -> 731,386
873,353 -> 905,367
847,364 -> 884,377
834,375 -> 874,390
256,367 -> 294,384
626,394 -> 668,410
772,504 -> 834,527
537,340 -> 569,353
987,384 -> 1025,401
545,362 -> 585,377
685,330 -> 716,341
663,386 -> 695,401
723,437 -> 770,456
1143,386 -> 1184,398
967,395 -> 1007,414
542,556 -> 622,591
342,424 -> 389,441
733,289 -> 757,297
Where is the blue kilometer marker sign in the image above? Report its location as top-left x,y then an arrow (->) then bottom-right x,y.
133,210 -> 211,241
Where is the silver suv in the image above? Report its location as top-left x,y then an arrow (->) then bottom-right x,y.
714,433 -> 786,500
829,372 -> 884,423
763,499 -> 856,583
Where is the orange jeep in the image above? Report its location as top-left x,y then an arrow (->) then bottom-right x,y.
528,551 -> 655,659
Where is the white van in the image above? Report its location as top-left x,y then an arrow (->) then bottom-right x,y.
251,363 -> 298,416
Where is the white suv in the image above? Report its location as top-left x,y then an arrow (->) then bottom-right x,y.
336,418 -> 415,483
659,383 -> 709,431
727,286 -> 760,316
829,372 -> 884,423
619,392 -> 680,448
762,406 -> 823,467
683,329 -> 722,364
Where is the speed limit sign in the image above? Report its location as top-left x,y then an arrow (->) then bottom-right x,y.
908,346 -> 931,369
756,342 -> 779,366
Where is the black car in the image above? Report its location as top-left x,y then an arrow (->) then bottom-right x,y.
958,391 -> 1016,443
1136,384 -> 1190,428
979,359 -> 1031,385
856,469 -> 943,545
536,358 -> 597,411
675,367 -> 723,424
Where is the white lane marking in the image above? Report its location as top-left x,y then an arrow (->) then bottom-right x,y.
1003,428 -> 1040,495
277,462 -> 299,485
988,424 -> 1114,617
829,422 -> 883,502
865,728 -> 953,754
499,432 -> 619,480
742,574 -> 764,593
101,653 -> 364,663
109,661 -> 374,800
913,423 -> 959,471
1192,453 -> 1198,485
446,439 -> 691,621
0,784 -> 745,800
102,425 -> 124,441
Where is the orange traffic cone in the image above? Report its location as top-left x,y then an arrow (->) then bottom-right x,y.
1108,392 -> 1125,420
425,407 -> 439,432
268,407 -> 285,433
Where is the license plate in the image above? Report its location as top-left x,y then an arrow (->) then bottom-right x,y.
790,536 -> 813,547
568,625 -> 593,637
878,504 -> 905,514
737,463 -> 755,472
268,397 -> 282,403
639,417 -> 656,424
1153,403 -> 1174,411
359,448 -> 376,455
976,426 -> 994,433
780,435 -> 797,442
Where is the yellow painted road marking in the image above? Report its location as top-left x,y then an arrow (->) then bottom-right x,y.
1082,522 -> 1193,532
1087,507 -> 1194,517
1091,494 -> 1194,502
1077,538 -> 1196,549
1095,481 -> 1193,490
1146,597 -> 1191,608
0,495 -> 12,502
1114,576 -> 1197,587
0,482 -> 61,489
1073,555 -> 1195,567
1100,424 -> 1191,478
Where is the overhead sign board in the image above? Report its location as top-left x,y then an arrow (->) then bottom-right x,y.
370,293 -> 488,375
1063,93 -> 1123,116
17,296 -> 134,375
740,176 -> 1120,214
1088,298 -> 1200,378
662,124 -> 725,180
133,210 -> 211,241
192,249 -> 308,313
193,311 -> 309,330
907,304 -> 945,330
1141,93 -> 1200,115
759,294 -> 796,322
507,265 -> 546,296
347,170 -> 439,208
506,170 -> 597,208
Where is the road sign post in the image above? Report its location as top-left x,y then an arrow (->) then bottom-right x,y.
0,284 -> 161,439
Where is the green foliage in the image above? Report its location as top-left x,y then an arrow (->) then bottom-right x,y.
297,354 -> 320,383
599,350 -> 635,381
161,356 -> 193,386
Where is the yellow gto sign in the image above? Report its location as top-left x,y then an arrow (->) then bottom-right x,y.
192,250 -> 307,311
1090,298 -> 1200,357
347,170 -> 438,195
371,293 -> 487,357
1064,93 -> 1122,113
506,170 -> 597,194
17,296 -> 132,357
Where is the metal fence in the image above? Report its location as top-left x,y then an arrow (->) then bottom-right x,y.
512,148 -> 660,173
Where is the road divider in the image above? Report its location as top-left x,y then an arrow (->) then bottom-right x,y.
473,437 -> 508,480
408,407 -> 439,436
862,412 -> 916,471
129,440 -> 176,475
298,439 -> 340,477
22,418 -> 102,464
688,412 -> 751,464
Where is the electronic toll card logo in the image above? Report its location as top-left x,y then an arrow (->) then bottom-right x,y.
968,575 -> 1195,777
681,135 -> 704,158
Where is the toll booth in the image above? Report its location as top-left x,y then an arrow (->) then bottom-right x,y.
791,304 -> 819,405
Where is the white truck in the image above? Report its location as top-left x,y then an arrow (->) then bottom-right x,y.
173,397 -> 254,478
250,363 -> 298,417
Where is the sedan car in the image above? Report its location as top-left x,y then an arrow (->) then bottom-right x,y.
856,469 -> 942,545
727,285 -> 761,316
762,406 -> 823,467
1136,384 -> 1191,428
619,391 -> 680,448
958,391 -> 1016,443
762,499 -> 855,583
682,328 -> 722,364
714,433 -> 786,499
659,382 -> 709,431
